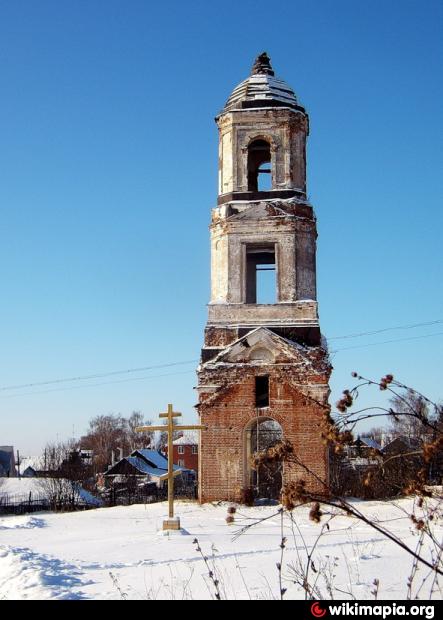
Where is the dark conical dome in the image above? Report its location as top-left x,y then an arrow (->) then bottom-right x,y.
250,52 -> 275,76
222,53 -> 304,113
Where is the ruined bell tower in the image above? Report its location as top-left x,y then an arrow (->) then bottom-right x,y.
197,53 -> 331,503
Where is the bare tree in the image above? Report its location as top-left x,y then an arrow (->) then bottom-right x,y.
80,414 -> 129,473
37,441 -> 84,511
157,418 -> 181,453
127,411 -> 153,451
80,412 -> 155,473
389,391 -> 435,443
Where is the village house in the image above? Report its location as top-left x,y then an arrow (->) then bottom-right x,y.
104,448 -> 190,488
345,436 -> 383,469
0,447 -> 17,478
165,432 -> 199,472
381,435 -> 425,485
18,456 -> 43,478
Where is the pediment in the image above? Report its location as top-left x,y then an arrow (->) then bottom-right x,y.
228,202 -> 289,221
209,327 -> 314,366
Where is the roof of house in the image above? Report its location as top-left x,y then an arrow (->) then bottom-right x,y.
382,436 -> 421,453
19,457 -> 43,473
359,437 -> 382,451
173,432 -> 199,447
125,457 -> 169,478
0,446 -> 15,476
106,449 -> 185,477
132,449 -> 169,470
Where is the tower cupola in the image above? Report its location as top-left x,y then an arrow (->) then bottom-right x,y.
222,52 -> 305,114
216,53 -> 309,204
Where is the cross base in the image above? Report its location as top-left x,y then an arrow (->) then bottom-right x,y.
163,517 -> 181,531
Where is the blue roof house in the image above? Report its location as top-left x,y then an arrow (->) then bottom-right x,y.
0,446 -> 17,477
104,449 -> 185,487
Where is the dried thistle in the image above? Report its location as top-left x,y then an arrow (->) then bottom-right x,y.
336,389 -> 354,412
309,501 -> 323,523
282,479 -> 308,510
410,515 -> 425,531
379,374 -> 394,390
250,440 -> 294,470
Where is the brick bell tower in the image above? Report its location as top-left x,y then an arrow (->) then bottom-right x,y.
197,53 -> 331,504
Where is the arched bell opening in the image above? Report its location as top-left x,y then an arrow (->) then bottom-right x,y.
247,139 -> 272,192
244,417 -> 283,501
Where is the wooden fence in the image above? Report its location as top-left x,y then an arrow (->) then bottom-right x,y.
104,483 -> 197,507
0,485 -> 198,515
0,492 -> 93,515
0,492 -> 50,515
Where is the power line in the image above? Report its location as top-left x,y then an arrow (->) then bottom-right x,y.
0,319 -> 441,395
3,329 -> 440,398
0,359 -> 199,393
0,369 -> 196,399
331,331 -> 443,354
328,320 -> 443,341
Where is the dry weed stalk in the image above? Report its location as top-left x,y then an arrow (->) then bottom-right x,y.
242,372 -> 443,598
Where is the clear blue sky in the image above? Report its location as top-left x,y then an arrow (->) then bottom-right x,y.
0,0 -> 442,455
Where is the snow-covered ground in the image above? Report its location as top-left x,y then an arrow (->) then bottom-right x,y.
0,478 -> 102,507
0,478 -> 47,500
0,499 -> 440,600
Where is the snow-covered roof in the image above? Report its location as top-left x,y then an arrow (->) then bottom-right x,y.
173,432 -> 199,446
132,449 -> 169,470
107,455 -> 184,478
221,53 -> 303,114
360,438 -> 382,451
203,326 -> 317,367
125,457 -> 168,478
19,457 -> 43,473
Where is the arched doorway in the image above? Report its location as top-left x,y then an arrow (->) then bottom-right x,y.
245,417 -> 283,500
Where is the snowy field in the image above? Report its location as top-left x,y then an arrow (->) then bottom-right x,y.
0,499 -> 440,600
0,478 -> 45,499
0,478 -> 102,507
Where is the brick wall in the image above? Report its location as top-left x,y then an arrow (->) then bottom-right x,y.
198,364 -> 330,503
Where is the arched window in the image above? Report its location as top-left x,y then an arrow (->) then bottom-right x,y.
245,417 -> 283,500
247,139 -> 272,192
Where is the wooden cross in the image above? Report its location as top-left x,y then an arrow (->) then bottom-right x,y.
136,404 -> 205,531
